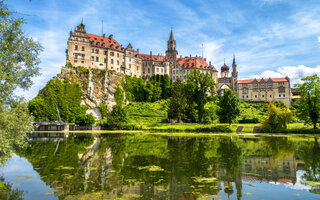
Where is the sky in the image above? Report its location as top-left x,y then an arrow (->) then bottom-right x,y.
7,0 -> 320,100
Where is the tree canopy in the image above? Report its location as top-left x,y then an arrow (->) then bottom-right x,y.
217,89 -> 240,125
0,0 -> 42,165
295,74 -> 320,129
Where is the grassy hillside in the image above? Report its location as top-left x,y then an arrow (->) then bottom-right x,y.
126,100 -> 169,125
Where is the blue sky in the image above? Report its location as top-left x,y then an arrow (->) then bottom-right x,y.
8,0 -> 320,100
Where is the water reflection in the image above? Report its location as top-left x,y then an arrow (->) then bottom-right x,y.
2,134 -> 320,199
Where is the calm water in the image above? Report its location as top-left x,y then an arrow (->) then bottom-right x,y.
1,133 -> 320,200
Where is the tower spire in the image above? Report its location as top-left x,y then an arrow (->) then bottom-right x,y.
233,53 -> 236,64
169,25 -> 174,40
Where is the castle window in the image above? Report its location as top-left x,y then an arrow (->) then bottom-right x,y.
75,45 -> 78,50
104,51 -> 107,55
283,94 -> 285,97
143,68 -> 145,73
270,95 -> 272,98
117,60 -> 119,65
101,43 -> 105,47
129,64 -> 131,68
111,59 -> 114,64
91,56 -> 94,61
129,58 -> 131,62
261,83 -> 265,88
173,70 -> 175,74
148,68 -> 150,73
242,87 -> 248,94
110,52 -> 114,56
242,96 -> 244,98
81,54 -> 85,59
246,95 -> 248,98
254,84 -> 258,89
82,46 -> 85,51
137,66 -> 138,71
96,49 -> 99,54
262,95 -> 264,98
279,86 -> 285,93
75,53 -> 78,59
74,60 -> 77,63
161,68 -> 163,72
117,53 -> 119,58
255,95 -> 257,98
104,59 -> 107,63
96,42 -> 100,46
96,57 -> 99,62
279,94 -> 281,97
157,68 -> 159,72
92,48 -> 94,53
268,82 -> 272,88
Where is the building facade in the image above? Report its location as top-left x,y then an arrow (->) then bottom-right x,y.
66,22 -> 291,105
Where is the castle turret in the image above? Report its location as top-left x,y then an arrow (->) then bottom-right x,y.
166,27 -> 178,62
221,59 -> 230,78
232,54 -> 238,93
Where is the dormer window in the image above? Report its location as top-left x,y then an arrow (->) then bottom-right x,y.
101,43 -> 105,47
254,83 -> 258,89
268,82 -> 272,88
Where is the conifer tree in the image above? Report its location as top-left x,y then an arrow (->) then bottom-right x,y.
218,89 -> 240,126
168,78 -> 187,122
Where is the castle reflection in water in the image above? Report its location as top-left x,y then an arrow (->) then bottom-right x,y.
21,134 -> 318,200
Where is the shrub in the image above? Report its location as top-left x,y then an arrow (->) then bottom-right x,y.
260,101 -> 293,133
75,113 -> 95,126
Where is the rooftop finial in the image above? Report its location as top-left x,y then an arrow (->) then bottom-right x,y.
169,25 -> 174,40
224,58 -> 225,64
81,17 -> 83,25
233,53 -> 236,65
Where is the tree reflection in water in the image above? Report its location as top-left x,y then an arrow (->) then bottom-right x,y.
14,134 -> 320,199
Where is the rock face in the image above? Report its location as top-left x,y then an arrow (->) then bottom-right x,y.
60,66 -> 123,119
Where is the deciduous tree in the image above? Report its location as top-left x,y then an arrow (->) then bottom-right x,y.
0,0 -> 42,164
294,74 -> 320,129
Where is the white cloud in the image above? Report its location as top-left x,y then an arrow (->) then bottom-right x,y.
250,65 -> 320,85
318,36 -> 320,43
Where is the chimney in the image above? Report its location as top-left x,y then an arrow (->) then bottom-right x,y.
180,55 -> 182,58
209,61 -> 211,66
196,55 -> 198,58
103,33 -> 105,38
204,58 -> 206,61
150,51 -> 152,56
109,34 -> 113,40
137,48 -> 139,52
190,54 -> 191,58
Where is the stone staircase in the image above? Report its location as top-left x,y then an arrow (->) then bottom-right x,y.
253,126 -> 261,133
236,126 -> 244,133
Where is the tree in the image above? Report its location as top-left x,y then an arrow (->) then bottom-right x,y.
218,89 -> 240,125
184,69 -> 216,122
260,101 -> 292,132
294,74 -> 320,129
107,86 -> 128,129
75,113 -> 95,126
0,0 -> 42,164
168,78 -> 187,122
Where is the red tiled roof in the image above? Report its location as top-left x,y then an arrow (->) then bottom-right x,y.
238,77 -> 289,84
86,33 -> 123,52
138,54 -> 166,62
177,57 -> 217,71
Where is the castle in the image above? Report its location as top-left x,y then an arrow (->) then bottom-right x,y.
66,22 -> 292,105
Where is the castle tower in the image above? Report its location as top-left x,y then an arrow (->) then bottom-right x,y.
220,59 -> 230,78
66,20 -> 91,67
232,54 -> 238,93
166,27 -> 178,62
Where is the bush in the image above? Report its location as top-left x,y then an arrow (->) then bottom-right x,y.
75,113 -> 95,126
238,117 -> 259,123
105,105 -> 128,130
260,101 -> 292,133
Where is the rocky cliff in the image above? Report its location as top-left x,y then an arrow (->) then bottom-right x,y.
59,66 -> 123,119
